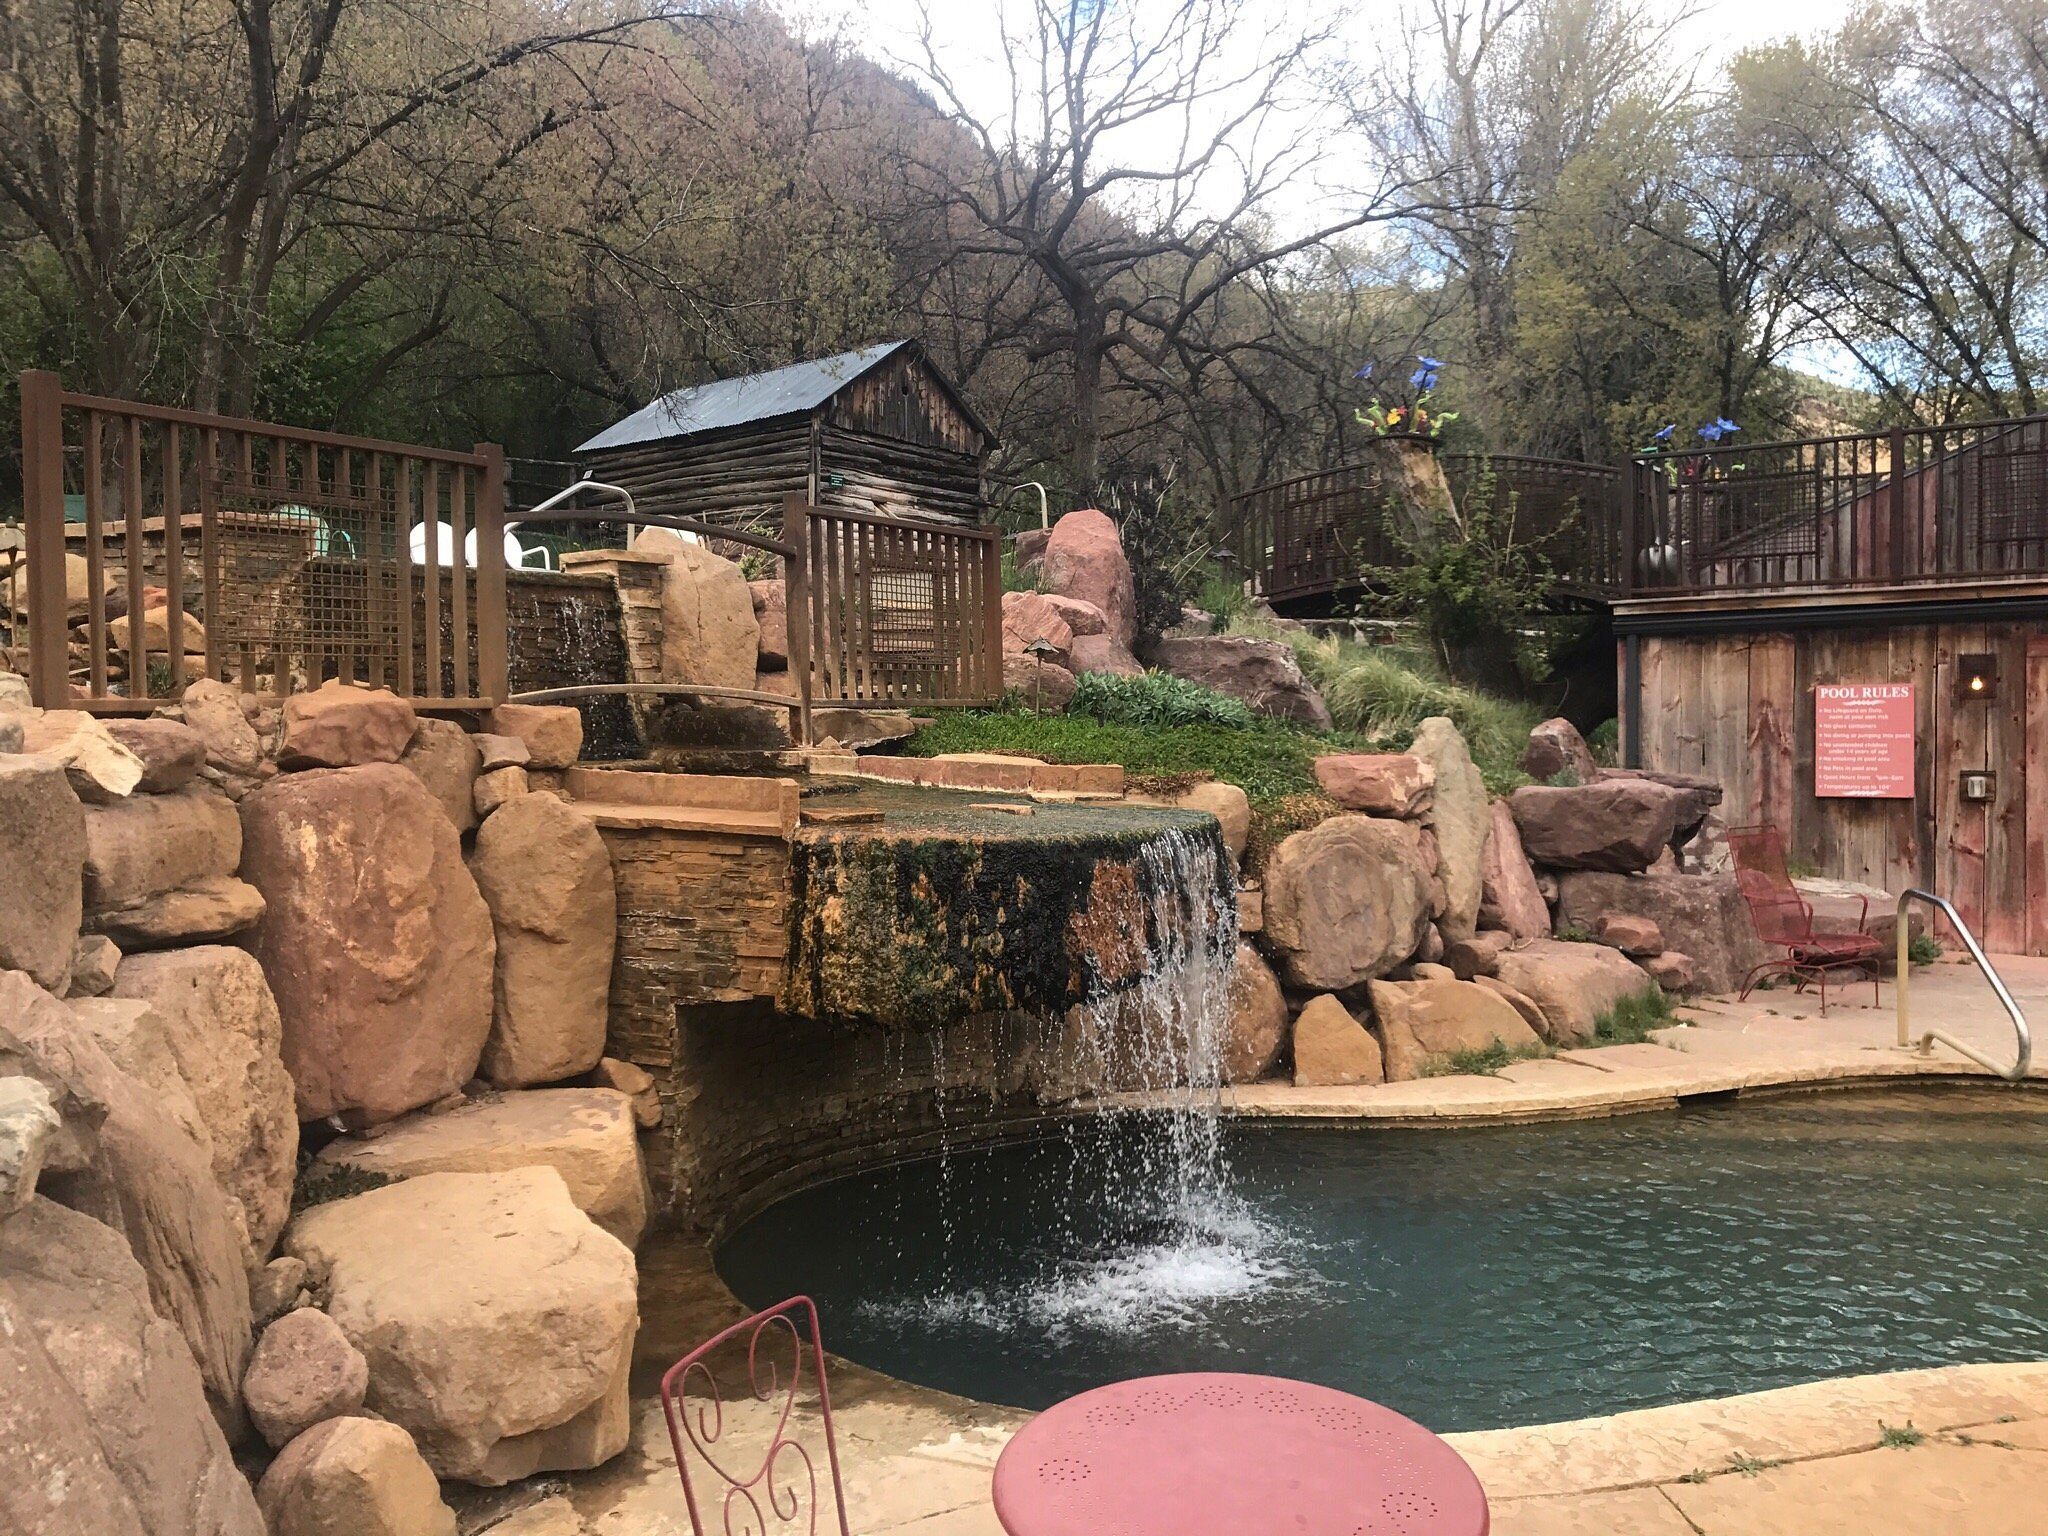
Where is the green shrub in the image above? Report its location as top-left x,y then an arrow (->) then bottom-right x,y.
1907,932 -> 1942,966
1067,671 -> 1257,731
1586,717 -> 1620,765
292,1162 -> 394,1214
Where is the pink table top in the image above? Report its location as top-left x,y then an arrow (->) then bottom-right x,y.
991,1373 -> 1489,1536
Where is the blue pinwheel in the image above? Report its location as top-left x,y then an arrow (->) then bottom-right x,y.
1652,423 -> 1676,443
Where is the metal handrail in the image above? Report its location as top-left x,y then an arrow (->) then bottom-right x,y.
1895,890 -> 2032,1082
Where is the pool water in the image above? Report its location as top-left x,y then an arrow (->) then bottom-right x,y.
716,1089 -> 2048,1431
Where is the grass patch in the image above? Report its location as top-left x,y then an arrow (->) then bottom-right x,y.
1554,922 -> 1597,944
1727,1452 -> 1782,1477
1591,987 -> 1675,1046
1880,1421 -> 1923,1448
1420,1038 -> 1556,1078
292,1162 -> 395,1214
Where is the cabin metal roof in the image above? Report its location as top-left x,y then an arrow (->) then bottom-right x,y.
576,340 -> 986,454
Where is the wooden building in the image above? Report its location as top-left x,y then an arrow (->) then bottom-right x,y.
574,340 -> 995,530
1616,415 -> 2048,955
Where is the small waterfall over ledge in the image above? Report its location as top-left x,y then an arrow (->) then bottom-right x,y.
779,789 -> 1273,1336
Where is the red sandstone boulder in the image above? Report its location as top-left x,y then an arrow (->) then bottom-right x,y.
1014,526 -> 1051,574
400,719 -> 482,835
1068,632 -> 1144,676
1002,652 -> 1078,711
1039,508 -> 1136,645
1149,635 -> 1332,729
638,529 -> 759,692
1509,780 -> 1698,872
1223,943 -> 1287,1083
1041,594 -> 1108,637
1479,800 -> 1551,941
1369,976 -> 1542,1080
243,1307 -> 370,1449
750,578 -> 789,670
1441,929 -> 1510,980
468,794 -> 616,1089
1410,718 -> 1489,943
1492,938 -> 1659,1044
488,704 -> 583,770
1001,590 -> 1076,663
1521,717 -> 1601,784
1290,994 -> 1384,1087
1643,951 -> 1697,992
1592,913 -> 1664,956
1313,752 -> 1433,817
1553,869 -> 1765,995
104,717 -> 207,793
240,763 -> 495,1127
1261,814 -> 1435,990
280,680 -> 417,770
0,754 -> 85,991
256,1415 -> 455,1536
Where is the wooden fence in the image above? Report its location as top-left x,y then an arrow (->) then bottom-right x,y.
10,376 -> 1003,731
12,370 -> 506,711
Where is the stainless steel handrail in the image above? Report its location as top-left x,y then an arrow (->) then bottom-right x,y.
1895,890 -> 2032,1082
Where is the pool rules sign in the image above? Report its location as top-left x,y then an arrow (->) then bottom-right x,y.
1814,683 -> 1916,798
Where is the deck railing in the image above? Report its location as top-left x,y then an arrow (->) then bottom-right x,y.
1224,448 -> 1624,606
1626,415 -> 2048,596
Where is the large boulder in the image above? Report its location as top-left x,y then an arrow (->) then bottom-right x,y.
110,946 -> 298,1256
82,781 -> 241,915
400,719 -> 482,835
0,971 -> 254,1435
1554,870 -> 1766,996
0,754 -> 85,990
0,1198 -> 266,1536
1126,778 -> 1250,865
284,1167 -> 637,1485
1041,594 -> 1108,637
1000,590 -> 1075,664
1493,938 -> 1660,1045
1509,780 -> 1700,873
1313,752 -> 1433,817
1150,635 -> 1332,729
256,1416 -> 455,1536
1369,976 -> 1542,1081
487,704 -> 583,770
105,717 -> 208,793
0,1077 -> 61,1214
1221,943 -> 1287,1083
312,1090 -> 648,1248
1039,508 -> 1136,645
240,764 -> 495,1127
1409,718 -> 1488,943
1261,815 -> 1435,990
243,1306 -> 371,1449
170,680 -> 275,799
16,709 -> 145,801
468,794 -> 616,1088
1290,994 -> 1384,1087
280,681 -> 418,770
1521,717 -> 1601,783
1002,651 -> 1078,710
1478,799 -> 1550,941
639,529 -> 759,692
66,996 -> 220,1196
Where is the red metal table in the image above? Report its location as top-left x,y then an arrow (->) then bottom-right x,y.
991,1373 -> 1489,1536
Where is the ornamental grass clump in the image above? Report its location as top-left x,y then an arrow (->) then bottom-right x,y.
1067,671 -> 1257,731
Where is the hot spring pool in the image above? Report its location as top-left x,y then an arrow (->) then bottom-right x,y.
715,1088 -> 2048,1431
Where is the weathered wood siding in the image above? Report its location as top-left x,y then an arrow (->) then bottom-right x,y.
1630,620 -> 2048,954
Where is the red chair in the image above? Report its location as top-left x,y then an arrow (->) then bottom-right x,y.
660,1296 -> 853,1536
1727,825 -> 1884,1013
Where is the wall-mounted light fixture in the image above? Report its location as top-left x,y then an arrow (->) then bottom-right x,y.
1961,769 -> 1996,803
1957,653 -> 1998,702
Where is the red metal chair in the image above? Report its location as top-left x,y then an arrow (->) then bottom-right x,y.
659,1296 -> 853,1536
1726,825 -> 1884,1013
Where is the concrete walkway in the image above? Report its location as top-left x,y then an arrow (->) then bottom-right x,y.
536,963 -> 2048,1535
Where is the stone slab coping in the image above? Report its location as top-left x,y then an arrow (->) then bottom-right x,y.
564,766 -> 799,837
818,752 -> 1126,796
559,548 -> 673,569
572,803 -> 792,839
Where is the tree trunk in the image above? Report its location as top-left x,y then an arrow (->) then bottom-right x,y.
1071,309 -> 1104,493
1376,435 -> 1456,546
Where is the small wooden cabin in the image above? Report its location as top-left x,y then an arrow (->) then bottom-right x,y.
574,341 -> 995,529
1615,414 -> 2048,954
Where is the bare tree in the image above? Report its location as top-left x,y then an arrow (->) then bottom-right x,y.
896,0 -> 1412,491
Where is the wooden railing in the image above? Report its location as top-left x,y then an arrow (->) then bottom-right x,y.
12,370 -> 506,710
1224,448 -> 1624,606
1626,415 -> 2048,596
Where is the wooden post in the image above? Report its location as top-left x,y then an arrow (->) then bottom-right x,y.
782,494 -> 814,746
1888,425 -> 1908,583
979,530 -> 1004,702
19,370 -> 71,707
474,443 -> 509,704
